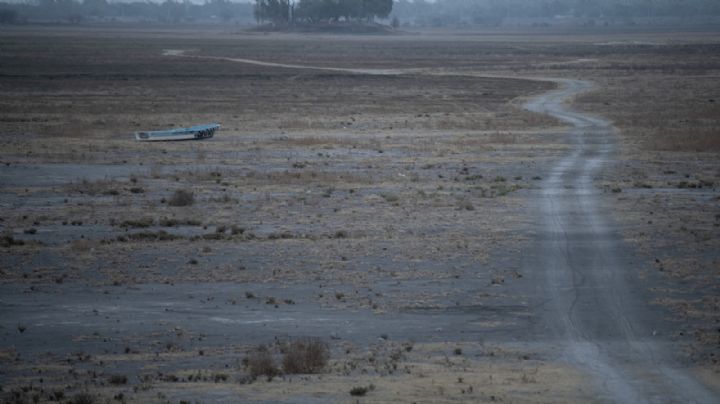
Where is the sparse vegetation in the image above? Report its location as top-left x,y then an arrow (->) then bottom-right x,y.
212,372 -> 229,382
71,392 -> 95,404
108,374 -> 128,385
381,193 -> 399,203
168,189 -> 195,207
350,385 -> 375,396
119,231 -> 182,242
120,218 -> 154,228
246,345 -> 279,380
456,199 -> 475,211
158,218 -> 202,227
2,24 -> 718,404
1,235 -> 24,247
282,338 -> 329,374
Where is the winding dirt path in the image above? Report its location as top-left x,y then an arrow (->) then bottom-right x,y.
165,50 -> 717,402
525,80 -> 716,403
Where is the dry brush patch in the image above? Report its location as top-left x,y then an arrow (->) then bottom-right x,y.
243,338 -> 330,381
232,342 -> 592,403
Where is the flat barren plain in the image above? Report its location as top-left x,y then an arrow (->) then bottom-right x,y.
0,25 -> 718,403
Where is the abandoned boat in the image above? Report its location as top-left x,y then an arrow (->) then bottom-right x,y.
135,123 -> 220,141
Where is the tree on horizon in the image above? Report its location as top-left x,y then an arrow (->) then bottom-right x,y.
254,0 -> 393,25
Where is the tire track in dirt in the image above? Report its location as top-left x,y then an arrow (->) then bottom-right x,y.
525,80 -> 716,403
164,49 -> 718,403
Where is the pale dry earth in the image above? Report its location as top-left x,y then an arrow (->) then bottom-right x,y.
0,26 -> 718,403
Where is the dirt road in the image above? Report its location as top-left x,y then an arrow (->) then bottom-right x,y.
524,79 -> 716,403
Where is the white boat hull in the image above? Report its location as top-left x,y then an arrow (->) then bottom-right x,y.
135,123 -> 220,142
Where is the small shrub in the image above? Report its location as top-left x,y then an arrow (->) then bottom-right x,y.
1,235 -> 24,247
160,374 -> 179,382
108,374 -> 128,385
158,218 -> 201,227
282,338 -> 329,374
464,175 -> 483,181
123,231 -> 180,242
71,392 -> 95,404
268,232 -> 294,240
120,218 -> 154,228
350,386 -> 370,396
201,233 -> 226,240
212,373 -> 228,382
246,345 -> 279,380
168,189 -> 194,207
677,181 -> 696,189
457,200 -> 474,211
380,193 -> 399,203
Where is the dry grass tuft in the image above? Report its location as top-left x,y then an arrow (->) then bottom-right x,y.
168,189 -> 194,207
282,338 -> 330,374
246,345 -> 279,380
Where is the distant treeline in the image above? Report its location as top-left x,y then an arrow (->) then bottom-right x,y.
254,0 -> 393,25
393,0 -> 720,27
0,0 -> 254,24
1,0 -> 719,26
